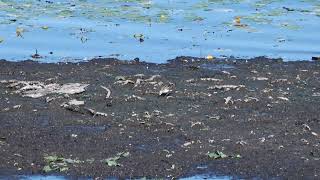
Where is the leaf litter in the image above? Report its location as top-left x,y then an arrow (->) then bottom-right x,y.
0,80 -> 89,98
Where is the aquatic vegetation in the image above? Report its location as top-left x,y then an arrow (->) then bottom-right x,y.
0,0 -> 319,62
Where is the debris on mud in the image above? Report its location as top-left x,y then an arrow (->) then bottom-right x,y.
208,151 -> 227,159
100,85 -> 111,99
0,80 -> 89,98
159,84 -> 174,96
0,57 -> 320,179
312,57 -> 320,61
85,108 -> 108,117
43,155 -> 81,173
208,84 -> 245,91
102,152 -> 130,167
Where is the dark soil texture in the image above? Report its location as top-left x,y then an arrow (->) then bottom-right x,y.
0,57 -> 320,179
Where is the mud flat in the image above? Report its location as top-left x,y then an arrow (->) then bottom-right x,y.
0,57 -> 319,179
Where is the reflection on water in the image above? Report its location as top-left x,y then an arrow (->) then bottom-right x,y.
181,174 -> 232,180
0,0 -> 319,63
200,63 -> 235,71
18,175 -> 67,180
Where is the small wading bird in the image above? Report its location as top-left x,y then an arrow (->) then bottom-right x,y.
31,49 -> 42,59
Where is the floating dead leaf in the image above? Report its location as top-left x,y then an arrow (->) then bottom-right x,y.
235,16 -> 241,24
16,27 -> 24,37
233,16 -> 248,27
205,55 -> 214,60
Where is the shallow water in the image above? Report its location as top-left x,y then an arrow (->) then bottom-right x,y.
0,0 -> 319,63
64,125 -> 107,134
2,174 -> 232,180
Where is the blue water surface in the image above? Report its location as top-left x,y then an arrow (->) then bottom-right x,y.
0,0 -> 319,63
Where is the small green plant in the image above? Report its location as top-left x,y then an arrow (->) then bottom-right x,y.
207,151 -> 227,159
102,152 -> 130,167
43,155 -> 81,173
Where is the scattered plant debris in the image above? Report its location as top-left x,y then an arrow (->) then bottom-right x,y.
102,152 -> 130,167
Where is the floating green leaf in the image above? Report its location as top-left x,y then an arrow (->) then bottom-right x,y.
41,26 -> 49,30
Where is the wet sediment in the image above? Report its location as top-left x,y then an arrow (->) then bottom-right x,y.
0,57 -> 319,179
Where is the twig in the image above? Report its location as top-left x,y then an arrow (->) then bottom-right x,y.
100,85 -> 111,98
85,108 -> 108,117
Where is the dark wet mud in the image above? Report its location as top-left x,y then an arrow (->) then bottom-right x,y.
0,57 -> 320,179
